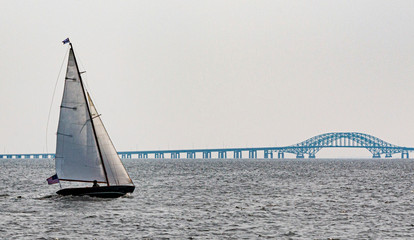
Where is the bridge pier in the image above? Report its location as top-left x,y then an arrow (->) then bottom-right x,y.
234,150 -> 242,159
218,151 -> 227,159
372,153 -> 381,158
249,150 -> 257,159
296,153 -> 304,158
309,154 -> 316,158
187,152 -> 195,159
171,152 -> 180,159
264,150 -> 273,159
155,153 -> 164,159
278,152 -> 284,159
137,153 -> 148,159
402,152 -> 409,159
203,151 -> 211,159
385,153 -> 392,158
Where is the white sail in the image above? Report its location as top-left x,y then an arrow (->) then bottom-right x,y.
55,48 -> 106,183
88,94 -> 133,185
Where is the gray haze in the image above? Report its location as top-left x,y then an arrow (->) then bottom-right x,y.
1,1 -> 414,157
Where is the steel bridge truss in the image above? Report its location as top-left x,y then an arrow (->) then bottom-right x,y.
282,132 -> 410,158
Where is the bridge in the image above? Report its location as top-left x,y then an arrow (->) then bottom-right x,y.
1,132 -> 414,159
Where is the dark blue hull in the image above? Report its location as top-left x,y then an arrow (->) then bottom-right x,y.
57,185 -> 135,198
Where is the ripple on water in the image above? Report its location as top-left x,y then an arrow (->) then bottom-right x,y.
1,158 -> 414,239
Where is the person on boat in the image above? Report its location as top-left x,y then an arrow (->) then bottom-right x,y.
92,180 -> 99,187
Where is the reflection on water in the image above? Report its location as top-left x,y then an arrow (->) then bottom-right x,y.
1,158 -> 413,239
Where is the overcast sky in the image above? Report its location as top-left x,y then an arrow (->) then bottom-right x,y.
1,1 -> 414,157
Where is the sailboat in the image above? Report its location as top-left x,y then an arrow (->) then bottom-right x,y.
50,39 -> 135,198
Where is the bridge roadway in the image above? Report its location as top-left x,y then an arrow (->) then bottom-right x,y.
2,132 -> 414,159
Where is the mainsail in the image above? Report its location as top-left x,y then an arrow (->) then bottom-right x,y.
55,44 -> 132,186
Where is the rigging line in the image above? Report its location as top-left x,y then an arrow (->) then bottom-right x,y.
72,48 -> 97,110
72,45 -> 91,93
45,46 -> 70,155
78,112 -> 101,134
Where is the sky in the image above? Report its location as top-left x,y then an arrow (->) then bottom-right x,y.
1,1 -> 414,157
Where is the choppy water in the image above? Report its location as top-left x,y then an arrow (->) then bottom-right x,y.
1,158 -> 414,239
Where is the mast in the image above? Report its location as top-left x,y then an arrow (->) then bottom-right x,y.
69,43 -> 110,186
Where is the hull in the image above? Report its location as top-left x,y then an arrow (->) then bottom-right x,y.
57,185 -> 135,198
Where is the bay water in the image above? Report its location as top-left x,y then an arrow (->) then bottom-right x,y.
1,158 -> 413,239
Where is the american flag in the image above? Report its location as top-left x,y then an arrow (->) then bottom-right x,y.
47,174 -> 59,185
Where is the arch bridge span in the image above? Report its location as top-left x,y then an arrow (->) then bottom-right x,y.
118,132 -> 414,159
1,132 -> 413,159
283,132 -> 411,158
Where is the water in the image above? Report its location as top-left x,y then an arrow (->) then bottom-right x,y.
1,158 -> 413,239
